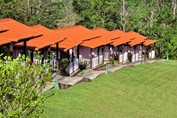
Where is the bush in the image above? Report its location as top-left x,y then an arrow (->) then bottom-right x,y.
0,54 -> 51,117
110,56 -> 114,65
128,53 -> 132,62
58,58 -> 69,76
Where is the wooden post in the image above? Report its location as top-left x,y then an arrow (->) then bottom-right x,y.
154,43 -> 156,58
41,49 -> 44,64
144,46 -> 146,61
23,40 -> 27,57
102,47 -> 105,64
77,46 -> 80,68
72,48 -> 74,73
56,43 -> 59,71
48,46 -> 51,62
90,48 -> 93,69
108,44 -> 110,61
56,43 -> 59,60
67,50 -> 70,74
60,51 -> 63,60
122,45 -> 124,64
30,51 -> 34,62
10,43 -> 14,58
117,46 -> 120,64
112,46 -> 115,60
141,43 -> 143,61
98,47 -> 100,64
134,46 -> 136,62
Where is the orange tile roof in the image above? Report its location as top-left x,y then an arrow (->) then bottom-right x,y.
0,30 -> 34,42
0,18 -> 43,46
53,25 -> 100,41
16,24 -> 66,50
93,28 -> 120,40
143,40 -> 157,46
0,38 -> 16,45
52,38 -> 82,52
111,30 -> 134,46
0,18 -> 42,37
81,35 -> 113,49
127,31 -> 147,39
127,31 -> 147,46
0,25 -> 8,32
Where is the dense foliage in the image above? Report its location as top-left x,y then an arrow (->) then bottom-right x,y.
73,0 -> 177,59
0,54 -> 51,117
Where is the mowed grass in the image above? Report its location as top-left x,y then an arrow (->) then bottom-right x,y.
38,61 -> 177,118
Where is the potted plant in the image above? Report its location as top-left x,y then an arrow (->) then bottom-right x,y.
58,58 -> 69,76
79,59 -> 87,70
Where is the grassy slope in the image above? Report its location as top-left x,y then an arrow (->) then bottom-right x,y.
38,61 -> 177,118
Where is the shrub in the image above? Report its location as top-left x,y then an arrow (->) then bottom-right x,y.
0,54 -> 51,117
110,56 -> 114,65
128,53 -> 132,62
58,58 -> 69,76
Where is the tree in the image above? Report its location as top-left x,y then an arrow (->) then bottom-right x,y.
0,54 -> 52,117
73,0 -> 122,30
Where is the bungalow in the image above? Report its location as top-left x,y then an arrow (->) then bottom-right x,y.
53,25 -> 108,69
110,30 -> 132,64
91,28 -> 121,63
80,36 -> 113,68
51,38 -> 82,75
110,30 -> 135,64
143,40 -> 157,59
0,18 -> 42,57
15,24 -> 65,72
127,31 -> 147,62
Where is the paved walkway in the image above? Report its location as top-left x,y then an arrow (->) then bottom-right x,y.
43,59 -> 166,90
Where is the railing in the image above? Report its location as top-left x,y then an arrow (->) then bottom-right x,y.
92,57 -> 99,68
104,53 -> 109,60
124,52 -> 128,63
73,58 -> 79,71
33,59 -> 42,64
149,50 -> 155,59
119,53 -> 123,63
99,55 -> 103,64
135,51 -> 139,62
152,50 -> 155,59
132,51 -> 135,62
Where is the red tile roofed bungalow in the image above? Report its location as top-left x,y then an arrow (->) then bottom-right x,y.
54,25 -> 106,69
110,29 -> 134,64
15,24 -> 65,70
91,28 -> 120,65
127,31 -> 146,62
143,39 -> 157,59
0,18 -> 42,57
80,34 -> 113,68
51,37 -> 82,75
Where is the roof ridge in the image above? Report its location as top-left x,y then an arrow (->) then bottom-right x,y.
54,25 -> 84,31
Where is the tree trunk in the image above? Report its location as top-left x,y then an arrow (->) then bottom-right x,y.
172,0 -> 177,20
122,0 -> 126,31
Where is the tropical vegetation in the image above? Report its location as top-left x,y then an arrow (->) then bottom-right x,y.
0,54 -> 51,117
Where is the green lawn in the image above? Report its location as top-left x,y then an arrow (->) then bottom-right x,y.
37,61 -> 177,118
